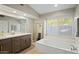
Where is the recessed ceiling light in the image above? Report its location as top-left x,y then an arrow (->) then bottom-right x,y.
24,14 -> 26,16
13,11 -> 16,13
54,4 -> 58,7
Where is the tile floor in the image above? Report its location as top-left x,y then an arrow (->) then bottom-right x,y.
20,43 -> 45,54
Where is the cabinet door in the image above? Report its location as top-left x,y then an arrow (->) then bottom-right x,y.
12,37 -> 21,53
26,35 -> 31,48
24,35 -> 31,48
0,39 -> 12,53
20,35 -> 31,50
0,40 -> 3,53
0,21 -> 3,32
20,36 -> 26,50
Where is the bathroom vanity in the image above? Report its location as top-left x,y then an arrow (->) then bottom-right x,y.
0,33 -> 31,53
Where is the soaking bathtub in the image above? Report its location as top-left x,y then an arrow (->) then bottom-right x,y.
36,36 -> 78,54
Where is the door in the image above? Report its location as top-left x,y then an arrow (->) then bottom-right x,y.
36,24 -> 43,41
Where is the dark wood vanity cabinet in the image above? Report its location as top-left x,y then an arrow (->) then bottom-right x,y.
21,35 -> 31,49
25,35 -> 31,48
0,39 -> 12,53
12,35 -> 31,53
12,37 -> 21,53
0,34 -> 31,53
20,36 -> 26,50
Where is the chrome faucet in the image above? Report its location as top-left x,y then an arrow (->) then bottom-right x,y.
71,45 -> 77,51
71,37 -> 77,51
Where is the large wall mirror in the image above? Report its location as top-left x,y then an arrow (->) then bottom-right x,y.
0,14 -> 27,35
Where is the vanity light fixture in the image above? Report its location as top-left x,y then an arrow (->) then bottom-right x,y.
54,4 -> 58,7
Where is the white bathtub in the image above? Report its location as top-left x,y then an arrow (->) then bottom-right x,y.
36,36 -> 78,54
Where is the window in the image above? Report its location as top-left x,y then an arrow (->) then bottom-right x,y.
46,17 -> 73,36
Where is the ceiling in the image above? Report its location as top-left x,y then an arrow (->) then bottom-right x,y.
29,4 -> 76,14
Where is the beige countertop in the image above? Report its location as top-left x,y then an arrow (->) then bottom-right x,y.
0,33 -> 31,40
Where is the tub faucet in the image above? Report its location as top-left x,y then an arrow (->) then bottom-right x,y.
71,45 -> 77,51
